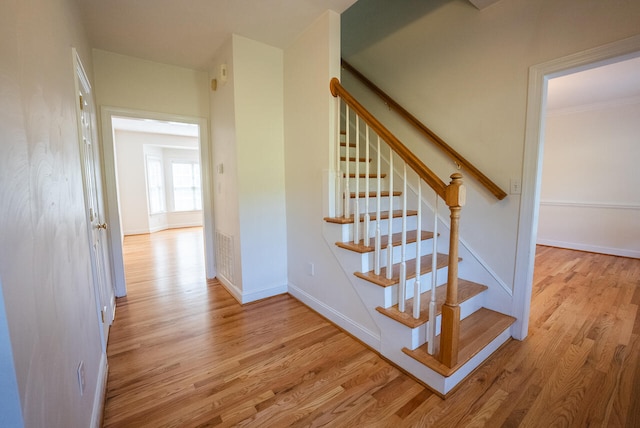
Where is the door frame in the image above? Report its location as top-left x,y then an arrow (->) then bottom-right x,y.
100,107 -> 215,297
512,34 -> 640,340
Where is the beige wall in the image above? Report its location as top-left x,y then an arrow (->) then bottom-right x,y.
342,0 -> 640,287
92,50 -> 210,118
0,0 -> 104,425
539,99 -> 640,257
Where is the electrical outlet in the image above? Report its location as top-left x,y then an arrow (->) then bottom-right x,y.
510,178 -> 522,195
77,361 -> 85,396
307,262 -> 315,277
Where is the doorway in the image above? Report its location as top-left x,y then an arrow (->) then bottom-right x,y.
513,35 -> 640,340
100,108 -> 216,297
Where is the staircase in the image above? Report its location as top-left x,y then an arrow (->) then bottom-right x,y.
324,78 -> 515,397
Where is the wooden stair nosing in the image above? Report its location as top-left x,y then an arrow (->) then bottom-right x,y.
354,253 -> 455,287
349,190 -> 401,199
324,209 -> 418,225
402,308 -> 516,377
336,230 -> 435,254
375,279 -> 488,329
343,173 -> 387,178
340,156 -> 372,163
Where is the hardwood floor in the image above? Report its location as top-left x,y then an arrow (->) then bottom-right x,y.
103,228 -> 640,427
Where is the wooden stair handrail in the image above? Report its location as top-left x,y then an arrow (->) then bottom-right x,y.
330,78 -> 447,200
341,59 -> 508,201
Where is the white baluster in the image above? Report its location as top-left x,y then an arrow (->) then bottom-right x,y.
428,194 -> 439,355
413,181 -> 422,319
386,149 -> 394,280
363,126 -> 371,247
398,163 -> 407,313
374,135 -> 381,276
335,97 -> 342,217
353,116 -> 360,244
344,105 -> 350,219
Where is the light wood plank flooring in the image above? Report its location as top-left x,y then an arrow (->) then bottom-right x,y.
103,228 -> 640,427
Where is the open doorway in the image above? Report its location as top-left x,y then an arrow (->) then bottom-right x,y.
513,35 -> 640,340
100,108 -> 215,297
538,57 -> 640,258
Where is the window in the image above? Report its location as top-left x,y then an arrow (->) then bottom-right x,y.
146,156 -> 165,214
172,161 -> 201,211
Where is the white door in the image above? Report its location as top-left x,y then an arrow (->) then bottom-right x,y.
73,50 -> 115,351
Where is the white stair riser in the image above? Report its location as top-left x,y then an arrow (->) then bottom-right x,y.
379,267 -> 450,308
344,177 -> 389,192
358,241 -> 437,273
351,216 -> 419,241
348,196 -> 399,213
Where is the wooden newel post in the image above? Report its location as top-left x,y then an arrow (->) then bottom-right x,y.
440,173 -> 465,368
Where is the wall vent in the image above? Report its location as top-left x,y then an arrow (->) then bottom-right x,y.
215,230 -> 235,284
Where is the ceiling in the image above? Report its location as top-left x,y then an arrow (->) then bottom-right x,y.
547,55 -> 640,112
75,0 -> 357,70
77,0 -> 640,112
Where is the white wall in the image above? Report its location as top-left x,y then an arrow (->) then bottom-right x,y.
284,11 -> 380,342
234,35 -> 289,301
115,130 -> 150,234
210,35 -> 289,302
0,0 -> 105,425
538,100 -> 640,257
114,130 -> 202,235
341,0 -> 640,288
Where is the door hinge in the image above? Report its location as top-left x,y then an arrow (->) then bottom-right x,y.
101,309 -> 105,323
79,94 -> 84,110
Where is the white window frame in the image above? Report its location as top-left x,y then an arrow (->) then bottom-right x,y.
171,160 -> 202,212
145,155 -> 166,215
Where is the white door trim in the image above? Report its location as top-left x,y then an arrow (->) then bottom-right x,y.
100,107 -> 216,297
513,34 -> 640,339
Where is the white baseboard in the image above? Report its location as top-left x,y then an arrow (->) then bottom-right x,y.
216,276 -> 287,304
537,238 -> 639,259
241,284 -> 288,304
288,282 -> 381,350
90,352 -> 108,428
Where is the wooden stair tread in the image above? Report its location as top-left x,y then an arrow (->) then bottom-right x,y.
343,173 -> 387,178
336,230 -> 434,254
354,253 -> 452,287
340,156 -> 372,162
340,142 -> 357,148
349,190 -> 401,198
402,308 -> 516,377
376,279 -> 488,328
324,210 -> 418,225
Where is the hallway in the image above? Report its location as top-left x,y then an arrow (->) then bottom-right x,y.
102,228 -> 640,427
